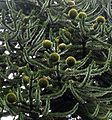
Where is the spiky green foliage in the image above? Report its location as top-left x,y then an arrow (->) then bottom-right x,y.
0,0 -> 112,120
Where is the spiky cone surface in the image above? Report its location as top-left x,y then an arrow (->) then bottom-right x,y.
42,40 -> 52,49
49,52 -> 60,62
68,8 -> 78,19
66,56 -> 76,67
39,76 -> 49,88
6,92 -> 17,104
96,16 -> 106,24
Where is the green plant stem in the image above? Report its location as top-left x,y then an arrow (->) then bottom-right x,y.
29,78 -> 33,118
56,63 -> 62,88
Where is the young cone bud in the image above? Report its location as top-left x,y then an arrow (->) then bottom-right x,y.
39,76 -> 49,88
42,40 -> 52,49
50,52 -> 60,62
58,43 -> 66,51
96,16 -> 106,24
77,12 -> 87,19
66,56 -> 76,67
22,75 -> 30,83
6,92 -> 17,104
23,16 -> 30,23
68,8 -> 78,19
67,0 -> 75,5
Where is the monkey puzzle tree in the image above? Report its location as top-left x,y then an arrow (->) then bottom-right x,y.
0,0 -> 112,120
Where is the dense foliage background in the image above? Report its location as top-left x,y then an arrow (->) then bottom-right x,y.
0,0 -> 112,120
